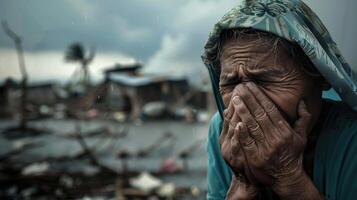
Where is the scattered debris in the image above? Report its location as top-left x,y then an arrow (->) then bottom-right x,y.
59,175 -> 74,188
22,162 -> 49,175
117,149 -> 132,172
1,126 -> 48,140
73,124 -> 118,175
0,119 -> 207,199
142,101 -> 168,118
157,182 -> 175,197
130,172 -> 162,192
160,158 -> 182,173
137,132 -> 174,158
191,186 -> 201,197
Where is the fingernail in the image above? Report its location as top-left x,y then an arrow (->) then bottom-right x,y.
233,96 -> 240,105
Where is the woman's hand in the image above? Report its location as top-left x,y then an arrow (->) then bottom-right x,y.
233,82 -> 323,199
220,88 -> 259,199
226,175 -> 259,200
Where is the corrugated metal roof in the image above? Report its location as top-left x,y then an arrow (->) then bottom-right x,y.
107,73 -> 185,87
104,63 -> 142,74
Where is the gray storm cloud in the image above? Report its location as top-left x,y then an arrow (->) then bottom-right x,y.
0,0 -> 356,83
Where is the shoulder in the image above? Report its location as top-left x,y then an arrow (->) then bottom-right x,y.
314,100 -> 357,199
208,112 -> 223,139
206,112 -> 233,200
322,100 -> 357,128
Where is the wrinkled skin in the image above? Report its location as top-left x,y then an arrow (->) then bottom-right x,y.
226,175 -> 258,200
219,36 -> 324,199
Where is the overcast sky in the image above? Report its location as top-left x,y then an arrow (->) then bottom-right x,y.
0,0 -> 356,84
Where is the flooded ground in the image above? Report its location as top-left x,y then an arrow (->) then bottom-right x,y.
0,119 -> 210,199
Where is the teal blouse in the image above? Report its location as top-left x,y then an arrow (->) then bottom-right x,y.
206,100 -> 357,200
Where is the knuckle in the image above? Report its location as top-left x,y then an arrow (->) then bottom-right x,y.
242,138 -> 255,148
223,110 -> 232,121
229,121 -> 237,129
251,130 -> 264,141
223,107 -> 233,117
254,109 -> 268,121
264,101 -> 277,113
246,121 -> 260,132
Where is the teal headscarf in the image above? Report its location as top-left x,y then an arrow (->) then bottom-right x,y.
202,0 -> 357,118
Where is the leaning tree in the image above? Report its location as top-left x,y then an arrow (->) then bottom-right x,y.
2,21 -> 28,130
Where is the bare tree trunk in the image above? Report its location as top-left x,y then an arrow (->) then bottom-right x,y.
2,21 -> 28,130
81,60 -> 92,92
20,76 -> 28,130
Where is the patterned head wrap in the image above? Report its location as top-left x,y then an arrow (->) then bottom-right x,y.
202,0 -> 357,117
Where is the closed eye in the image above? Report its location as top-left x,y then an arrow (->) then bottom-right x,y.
219,80 -> 240,88
220,73 -> 240,87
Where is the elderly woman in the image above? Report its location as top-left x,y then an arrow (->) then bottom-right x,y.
202,0 -> 357,199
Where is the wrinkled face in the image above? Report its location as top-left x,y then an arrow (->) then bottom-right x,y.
219,36 -> 323,126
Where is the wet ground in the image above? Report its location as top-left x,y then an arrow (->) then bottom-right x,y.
0,119 -> 210,199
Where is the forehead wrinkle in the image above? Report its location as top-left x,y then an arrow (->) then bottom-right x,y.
221,40 -> 257,56
248,46 -> 288,71
220,37 -> 295,77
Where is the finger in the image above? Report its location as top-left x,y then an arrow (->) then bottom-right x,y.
221,98 -> 235,141
246,82 -> 284,125
220,117 -> 236,142
231,122 -> 242,155
229,103 -> 240,130
233,96 -> 264,143
238,122 -> 256,153
222,99 -> 234,133
236,84 -> 273,138
293,100 -> 312,138
231,123 -> 245,170
232,123 -> 253,167
220,120 -> 229,145
221,96 -> 241,144
237,123 -> 264,185
227,120 -> 235,140
223,98 -> 234,121
227,99 -> 240,140
220,115 -> 231,145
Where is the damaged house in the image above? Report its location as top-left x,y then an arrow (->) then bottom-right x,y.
102,63 -> 189,119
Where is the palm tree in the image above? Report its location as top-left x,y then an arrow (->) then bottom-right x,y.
65,42 -> 95,90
